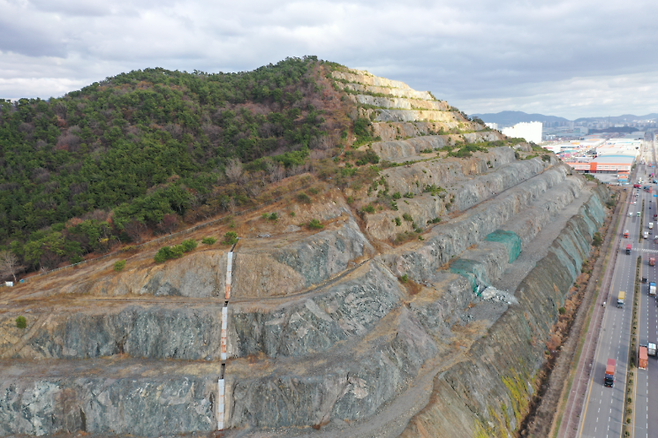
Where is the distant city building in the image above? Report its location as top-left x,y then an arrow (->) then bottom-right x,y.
501,121 -> 542,144
596,137 -> 643,157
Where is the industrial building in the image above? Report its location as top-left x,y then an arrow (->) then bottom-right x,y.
563,155 -> 635,174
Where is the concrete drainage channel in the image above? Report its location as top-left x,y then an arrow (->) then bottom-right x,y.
218,242 -> 237,431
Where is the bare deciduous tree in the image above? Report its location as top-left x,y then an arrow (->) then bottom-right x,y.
123,220 -> 148,243
266,161 -> 285,183
225,158 -> 243,183
0,250 -> 21,282
245,182 -> 262,198
310,135 -> 333,150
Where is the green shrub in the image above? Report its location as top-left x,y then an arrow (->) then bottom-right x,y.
224,231 -> 239,245
399,274 -> 408,283
394,217 -> 402,226
154,248 -> 168,263
558,307 -> 566,315
155,244 -> 186,263
593,232 -> 603,247
70,255 -> 84,264
392,192 -> 402,200
308,187 -> 320,195
114,260 -> 126,271
202,237 -> 217,245
297,192 -> 312,204
402,213 -> 413,222
403,192 -> 414,199
169,245 -> 184,259
355,151 -> 380,166
362,204 -> 375,214
181,239 -> 198,252
427,217 -> 441,225
424,184 -> 446,196
269,212 -> 278,221
307,219 -> 324,230
16,316 -> 26,329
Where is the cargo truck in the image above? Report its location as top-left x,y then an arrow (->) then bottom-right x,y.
624,230 -> 629,238
650,257 -> 656,266
650,282 -> 656,296
650,222 -> 654,230
617,291 -> 625,308
645,231 -> 649,239
639,346 -> 648,370
648,343 -> 657,356
605,358 -> 615,387
626,244 -> 632,254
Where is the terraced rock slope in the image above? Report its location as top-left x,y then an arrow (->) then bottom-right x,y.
0,68 -> 610,437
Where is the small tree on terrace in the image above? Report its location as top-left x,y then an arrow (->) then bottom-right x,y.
0,250 -> 22,282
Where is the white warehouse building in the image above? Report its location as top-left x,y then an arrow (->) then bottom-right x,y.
501,121 -> 543,144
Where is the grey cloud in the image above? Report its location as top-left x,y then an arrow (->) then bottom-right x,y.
0,0 -> 657,117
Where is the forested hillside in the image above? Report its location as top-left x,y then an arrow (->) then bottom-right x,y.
0,56 -> 353,272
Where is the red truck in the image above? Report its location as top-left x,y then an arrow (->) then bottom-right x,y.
624,230 -> 629,238
651,257 -> 656,266
626,244 -> 632,254
605,359 -> 615,387
639,346 -> 648,370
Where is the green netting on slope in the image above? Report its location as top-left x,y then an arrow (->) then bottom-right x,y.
450,259 -> 490,296
486,229 -> 522,263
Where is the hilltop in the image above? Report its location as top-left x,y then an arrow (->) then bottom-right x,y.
0,60 -> 612,438
0,57 -> 503,279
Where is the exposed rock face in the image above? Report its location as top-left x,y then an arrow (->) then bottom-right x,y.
88,250 -> 228,298
231,219 -> 374,300
0,359 -> 219,437
400,186 -> 608,437
0,67 -> 610,438
3,304 -> 222,360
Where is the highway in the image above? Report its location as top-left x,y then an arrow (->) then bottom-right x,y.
634,134 -> 658,438
577,134 -> 657,438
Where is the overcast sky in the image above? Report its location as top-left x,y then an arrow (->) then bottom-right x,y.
1,0 -> 657,120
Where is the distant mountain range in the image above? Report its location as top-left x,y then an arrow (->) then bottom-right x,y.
470,111 -> 569,126
471,110 -> 658,126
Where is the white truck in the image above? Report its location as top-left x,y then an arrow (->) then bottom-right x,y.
650,222 -> 654,230
649,343 -> 657,357
650,282 -> 656,296
644,231 -> 649,239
